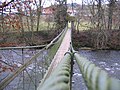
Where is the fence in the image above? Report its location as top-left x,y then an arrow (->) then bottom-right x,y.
0,28 -> 67,90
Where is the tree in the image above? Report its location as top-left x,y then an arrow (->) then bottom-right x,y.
35,0 -> 42,32
54,0 -> 68,31
108,0 -> 116,30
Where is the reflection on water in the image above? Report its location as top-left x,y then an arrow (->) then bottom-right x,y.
72,50 -> 120,90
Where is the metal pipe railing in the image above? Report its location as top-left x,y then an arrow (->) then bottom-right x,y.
37,51 -> 72,90
73,50 -> 120,90
45,27 -> 67,49
46,28 -> 68,65
0,45 -> 46,50
0,27 -> 67,50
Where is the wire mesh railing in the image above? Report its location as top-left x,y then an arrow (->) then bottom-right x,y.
0,48 -> 48,90
0,28 -> 67,90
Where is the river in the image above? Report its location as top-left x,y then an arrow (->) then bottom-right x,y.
0,49 -> 120,90
0,49 -> 48,90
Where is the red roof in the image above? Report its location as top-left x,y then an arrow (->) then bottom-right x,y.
42,6 -> 55,15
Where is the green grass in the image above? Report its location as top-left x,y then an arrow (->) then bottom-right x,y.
78,22 -> 93,30
37,21 -> 55,31
0,15 -> 56,33
68,21 -> 93,31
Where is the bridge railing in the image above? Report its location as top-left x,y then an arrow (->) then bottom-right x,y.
46,27 -> 67,60
0,28 -> 67,90
37,51 -> 72,90
71,47 -> 120,90
0,48 -> 51,90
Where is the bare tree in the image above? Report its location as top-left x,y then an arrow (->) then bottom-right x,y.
35,0 -> 42,32
108,0 -> 116,30
54,0 -> 68,31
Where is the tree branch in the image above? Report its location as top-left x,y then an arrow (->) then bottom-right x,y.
0,0 -> 14,8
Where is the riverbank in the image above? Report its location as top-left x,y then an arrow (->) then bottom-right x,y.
0,30 -> 58,47
72,29 -> 120,50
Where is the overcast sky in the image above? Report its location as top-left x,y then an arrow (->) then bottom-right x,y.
44,0 -> 82,7
1,0 -> 83,7
1,0 -> 109,7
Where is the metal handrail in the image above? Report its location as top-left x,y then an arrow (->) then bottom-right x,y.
72,48 -> 120,90
45,27 -> 67,49
37,51 -> 72,90
0,45 -> 46,50
0,27 -> 66,50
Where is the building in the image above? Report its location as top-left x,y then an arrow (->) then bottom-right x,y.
42,6 -> 55,15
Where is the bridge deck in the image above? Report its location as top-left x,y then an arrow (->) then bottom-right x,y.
52,29 -> 71,69
46,29 -> 71,77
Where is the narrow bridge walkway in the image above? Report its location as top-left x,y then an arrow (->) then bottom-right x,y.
1,28 -> 120,90
43,29 -> 71,79
52,29 -> 71,70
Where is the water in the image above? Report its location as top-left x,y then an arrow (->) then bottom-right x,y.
0,49 -> 37,81
0,49 -> 120,90
72,50 -> 120,90
0,49 -> 49,90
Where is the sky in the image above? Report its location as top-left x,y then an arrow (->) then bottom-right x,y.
0,0 -> 109,8
44,0 -> 82,7
0,0 -> 109,13
1,0 -> 83,7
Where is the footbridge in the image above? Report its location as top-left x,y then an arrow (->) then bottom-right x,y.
0,28 -> 120,90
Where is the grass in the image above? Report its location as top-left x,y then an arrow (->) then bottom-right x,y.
68,21 -> 93,31
22,21 -> 56,32
0,15 -> 56,33
78,22 -> 93,30
36,21 -> 56,31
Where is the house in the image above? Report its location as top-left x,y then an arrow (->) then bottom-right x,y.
42,6 -> 56,15
67,8 -> 76,16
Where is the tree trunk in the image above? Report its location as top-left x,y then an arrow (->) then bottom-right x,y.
97,0 -> 102,30
108,0 -> 115,30
30,8 -> 34,45
71,21 -> 75,30
76,19 -> 80,31
36,0 -> 42,32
